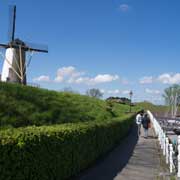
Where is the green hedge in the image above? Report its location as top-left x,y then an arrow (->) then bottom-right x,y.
0,115 -> 134,180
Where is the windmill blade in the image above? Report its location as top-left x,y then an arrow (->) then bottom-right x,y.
25,41 -> 48,53
0,44 -> 9,49
8,5 -> 16,42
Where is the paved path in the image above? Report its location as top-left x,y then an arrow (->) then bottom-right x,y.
114,128 -> 160,180
76,124 -> 163,180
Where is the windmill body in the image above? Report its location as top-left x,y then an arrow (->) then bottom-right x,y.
2,48 -> 26,84
0,6 -> 48,85
1,48 -> 16,82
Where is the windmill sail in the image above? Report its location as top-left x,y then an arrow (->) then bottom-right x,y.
25,41 -> 48,53
8,5 -> 16,42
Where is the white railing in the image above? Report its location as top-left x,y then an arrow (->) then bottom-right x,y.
148,111 -> 179,176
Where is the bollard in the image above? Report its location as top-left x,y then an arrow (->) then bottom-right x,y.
169,144 -> 173,173
166,138 -> 169,164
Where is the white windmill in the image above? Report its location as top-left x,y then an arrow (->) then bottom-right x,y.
0,5 -> 48,85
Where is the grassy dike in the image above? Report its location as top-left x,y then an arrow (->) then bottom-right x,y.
0,82 -> 138,179
0,82 -> 137,128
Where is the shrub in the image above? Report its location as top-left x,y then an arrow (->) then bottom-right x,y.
0,115 -> 134,180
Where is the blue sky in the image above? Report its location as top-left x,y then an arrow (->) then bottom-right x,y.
0,0 -> 180,104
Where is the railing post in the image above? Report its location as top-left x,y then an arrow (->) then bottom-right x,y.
160,130 -> 164,150
159,128 -> 161,144
177,136 -> 180,177
163,133 -> 166,156
169,144 -> 173,173
153,118 -> 157,134
160,131 -> 162,147
166,137 -> 169,164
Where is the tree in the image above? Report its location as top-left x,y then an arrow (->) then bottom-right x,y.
163,84 -> 180,117
106,97 -> 130,105
86,88 -> 103,99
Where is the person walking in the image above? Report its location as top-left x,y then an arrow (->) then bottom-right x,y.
141,113 -> 151,138
136,110 -> 144,136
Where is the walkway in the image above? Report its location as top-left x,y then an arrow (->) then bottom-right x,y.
76,124 -> 164,180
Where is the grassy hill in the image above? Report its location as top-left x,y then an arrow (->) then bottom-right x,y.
136,101 -> 169,115
0,82 -> 139,128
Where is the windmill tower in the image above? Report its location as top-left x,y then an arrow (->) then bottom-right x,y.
0,6 -> 48,85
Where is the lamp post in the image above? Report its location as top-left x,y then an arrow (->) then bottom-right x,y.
129,90 -> 133,113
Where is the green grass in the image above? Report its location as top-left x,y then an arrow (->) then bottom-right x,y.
136,101 -> 168,114
0,82 -> 138,128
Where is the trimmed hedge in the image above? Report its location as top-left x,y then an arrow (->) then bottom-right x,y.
0,115 -> 134,180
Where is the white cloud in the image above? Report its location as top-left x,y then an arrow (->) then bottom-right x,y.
103,90 -> 130,95
34,66 -> 119,85
122,90 -> 130,95
107,89 -> 120,94
139,76 -> 153,84
71,77 -> 89,84
54,66 -> 84,82
33,75 -> 50,82
100,89 -> 106,93
54,66 -> 119,85
90,74 -> 119,85
119,4 -> 130,12
100,89 -> 132,95
157,73 -> 180,84
67,72 -> 119,85
139,73 -> 180,85
56,66 -> 75,76
145,88 -> 161,95
54,76 -> 64,82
